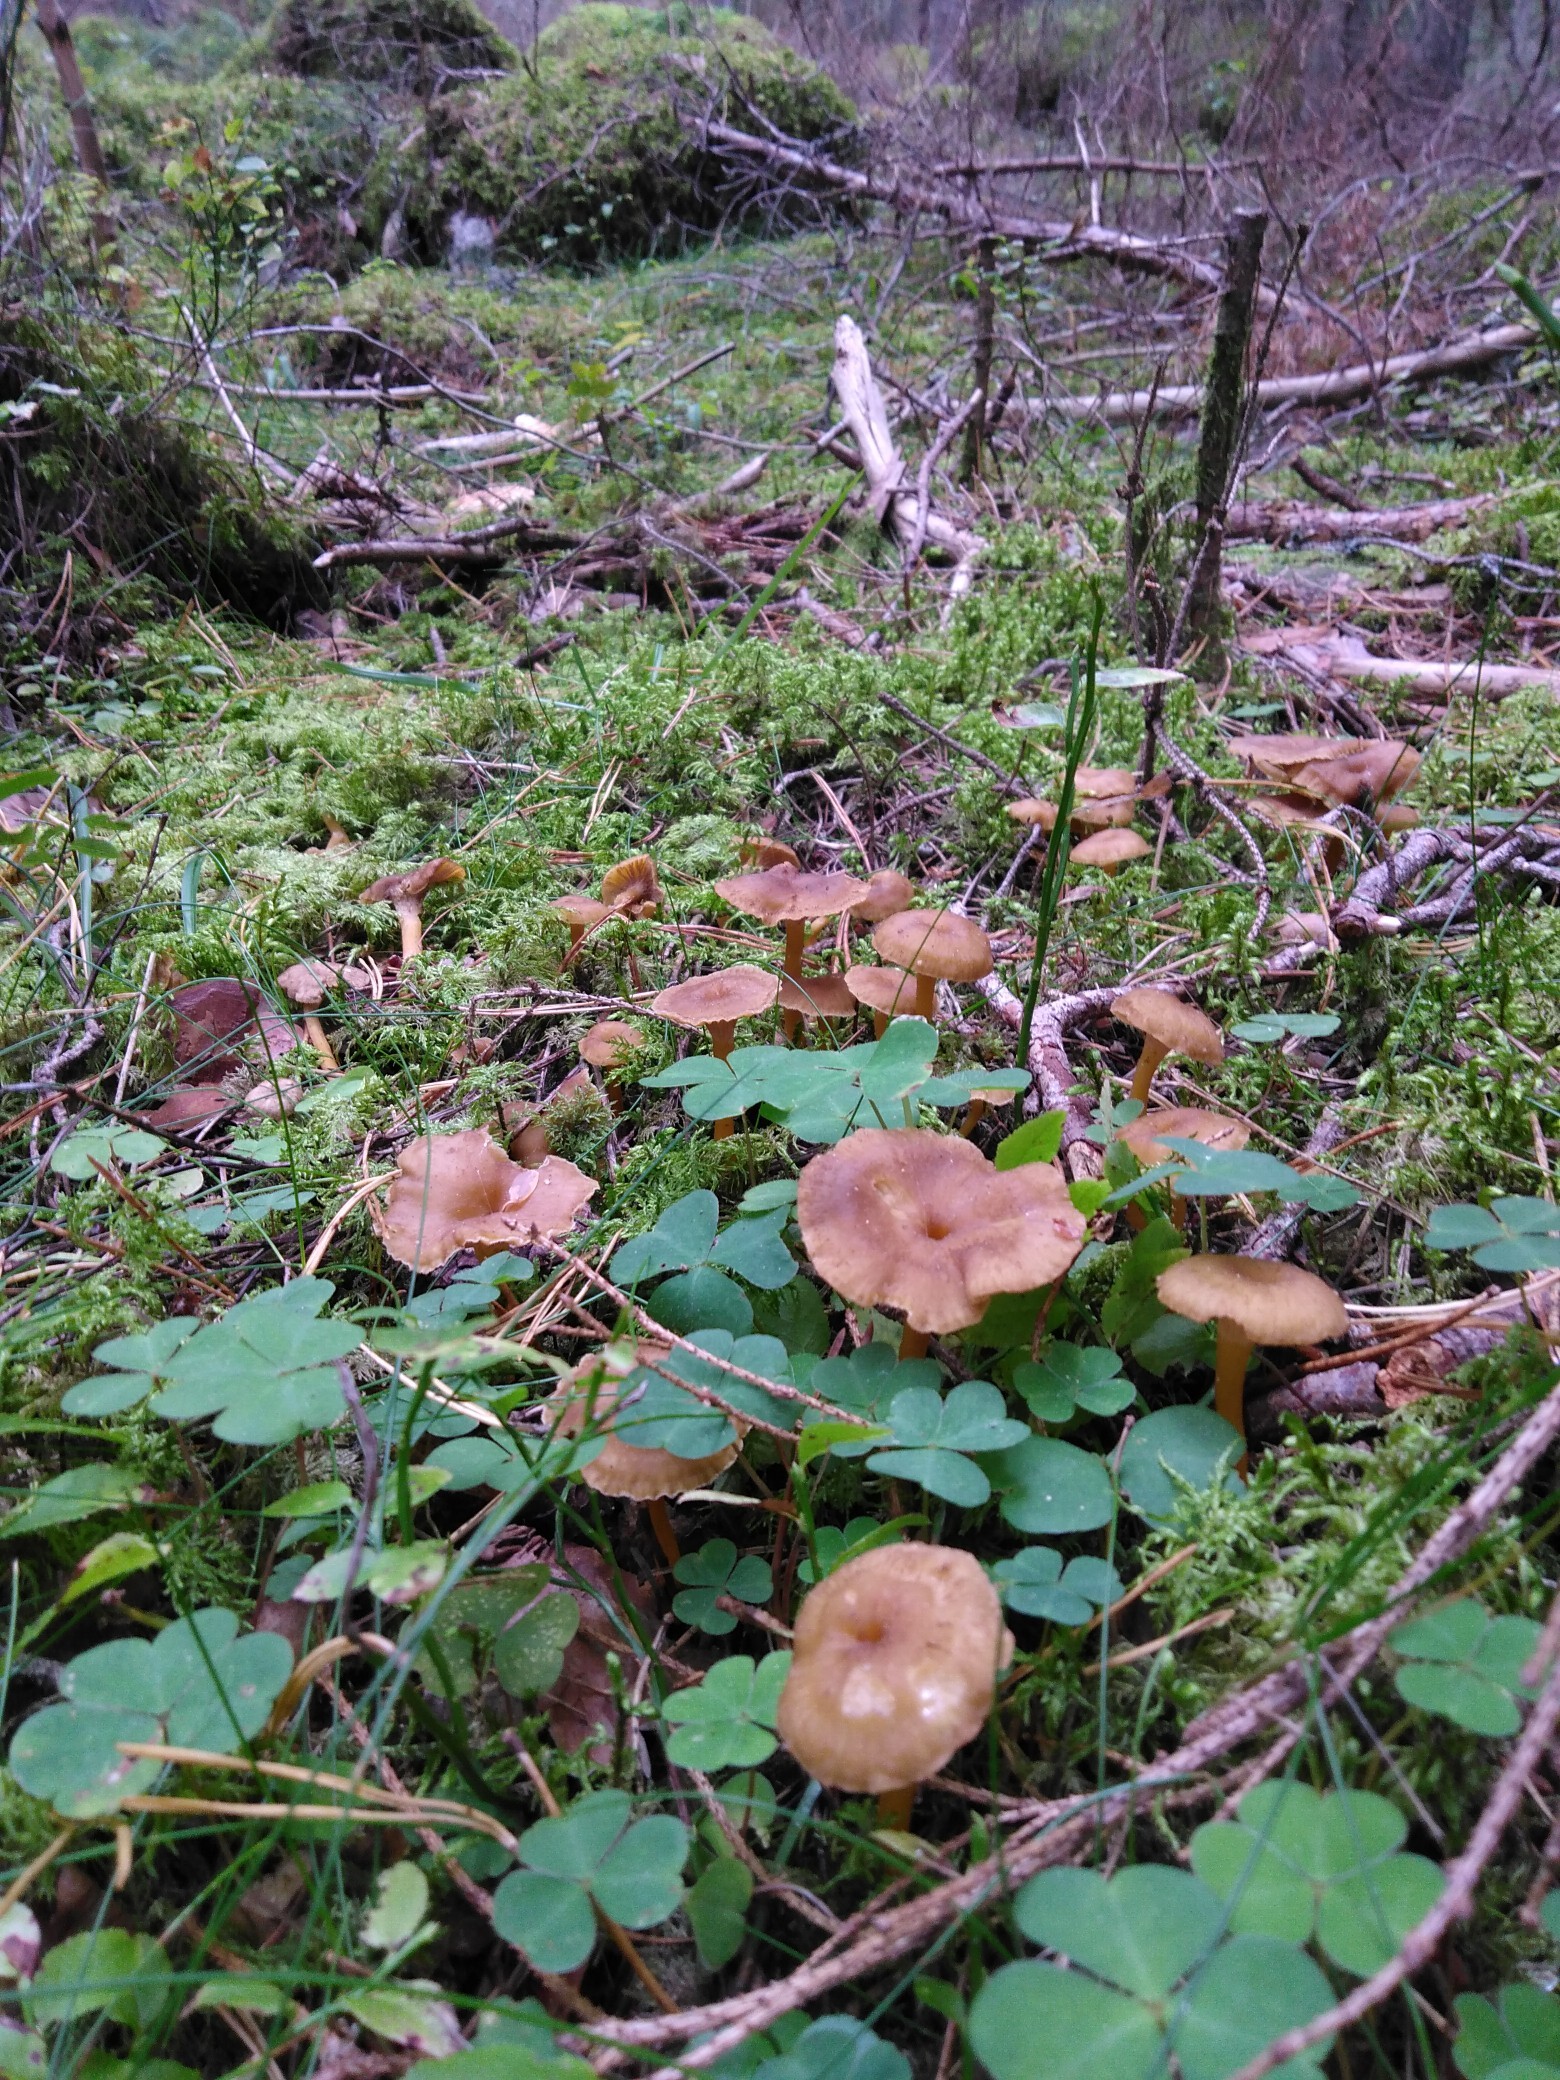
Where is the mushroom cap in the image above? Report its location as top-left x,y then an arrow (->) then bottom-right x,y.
1070,829 -> 1152,867
275,959 -> 339,1009
714,865 -> 869,925
1071,795 -> 1138,831
871,910 -> 992,983
1112,988 -> 1225,1067
776,1544 -> 1013,1793
550,1349 -> 741,1499
1228,732 -> 1340,774
1007,799 -> 1058,830
797,1127 -> 1088,1335
139,1086 -> 237,1129
779,972 -> 857,1020
849,870 -> 916,923
1381,803 -> 1420,833
1251,793 -> 1334,832
360,857 -> 465,906
652,964 -> 779,1030
580,1018 -> 642,1069
1156,1254 -> 1347,1347
741,837 -> 802,871
381,1128 -> 596,1271
601,854 -> 662,916
1073,765 -> 1139,799
1292,742 -> 1422,808
552,894 -> 611,929
844,965 -> 919,1019
1118,1106 -> 1251,1167
171,978 -> 293,1081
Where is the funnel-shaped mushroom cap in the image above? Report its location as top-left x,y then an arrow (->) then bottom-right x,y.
741,837 -> 802,871
871,911 -> 992,983
1113,989 -> 1224,1067
1073,765 -> 1139,799
360,858 -> 465,906
777,1544 -> 1013,1794
552,894 -> 610,931
275,959 -> 339,1009
1007,799 -> 1058,830
844,965 -> 918,1018
1119,1106 -> 1250,1166
601,855 -> 662,916
714,865 -> 869,925
1381,803 -> 1420,834
849,870 -> 916,923
1157,1254 -> 1347,1347
1071,829 -> 1151,867
580,1018 -> 642,1068
1292,741 -> 1422,808
381,1128 -> 596,1271
797,1127 -> 1087,1335
550,1348 -> 741,1499
652,965 -> 779,1030
1071,795 -> 1138,831
779,973 -> 856,1019
1228,733 -> 1340,775
1252,793 -> 1333,831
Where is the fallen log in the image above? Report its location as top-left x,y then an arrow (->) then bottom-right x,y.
1243,624 -> 1560,697
1225,492 -> 1495,543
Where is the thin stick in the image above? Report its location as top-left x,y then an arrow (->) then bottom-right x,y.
113,948 -> 157,1106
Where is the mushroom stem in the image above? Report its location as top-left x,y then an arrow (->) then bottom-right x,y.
302,1013 -> 339,1072
959,1099 -> 987,1139
1128,1036 -> 1171,1103
783,920 -> 807,979
870,1010 -> 888,1040
876,1784 -> 915,1831
709,1020 -> 737,1062
394,899 -> 425,961
647,1498 -> 681,1568
912,974 -> 936,1022
898,1326 -> 931,1362
1212,1318 -> 1254,1472
1169,1187 -> 1188,1235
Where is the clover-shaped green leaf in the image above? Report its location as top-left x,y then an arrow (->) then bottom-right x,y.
50,1124 -> 166,1180
1015,1345 -> 1135,1422
643,1021 -> 948,1143
986,1435 -> 1114,1535
614,1332 -> 795,1456
491,1789 -> 689,1973
755,2017 -> 910,2080
611,1191 -> 797,1337
969,1865 -> 1334,2080
1425,1198 -> 1560,1274
412,1568 -> 580,1697
28,1928 -> 172,2031
686,1856 -> 754,1969
797,1515 -> 914,1583
662,1652 -> 791,1772
673,1538 -> 774,1634
67,1281 -> 358,1445
1454,1983 -> 1560,2080
866,1381 -> 1028,1505
9,1607 -> 293,1817
1230,1013 -> 1341,1045
1191,1781 -> 1444,1975
1117,1406 -> 1244,1527
1390,1597 -> 1542,1735
991,1547 -> 1122,1623
1146,1138 -> 1357,1213
809,1346 -> 943,1440
0,1463 -> 150,1539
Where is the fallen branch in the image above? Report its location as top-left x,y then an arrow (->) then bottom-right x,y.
1245,625 -> 1560,699
1226,493 -> 1496,544
311,517 -> 578,571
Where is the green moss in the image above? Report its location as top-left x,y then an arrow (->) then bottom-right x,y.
268,0 -> 514,90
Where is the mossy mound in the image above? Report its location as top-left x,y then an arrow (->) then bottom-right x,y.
413,3 -> 857,267
268,0 -> 515,93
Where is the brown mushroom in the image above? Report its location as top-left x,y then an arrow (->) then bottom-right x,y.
959,1084 -> 1018,1139
323,815 -> 353,852
714,865 -> 869,985
580,1018 -> 642,1114
243,1079 -> 305,1121
797,1127 -> 1088,1360
380,1128 -> 596,1272
1070,795 -> 1138,834
1073,765 -> 1140,799
869,911 -> 992,1023
779,972 -> 857,1024
1118,1105 -> 1250,1232
138,1086 -> 238,1130
651,966 -> 779,1141
1291,741 -> 1423,810
844,964 -> 918,1039
275,960 -> 342,1072
550,1344 -> 743,1565
359,858 -> 465,961
741,837 -> 802,871
600,855 -> 662,917
1156,1254 -> 1347,1465
1112,988 -> 1225,1105
1006,799 -> 1058,831
849,870 -> 916,924
776,1543 -> 1013,1827
551,894 -> 611,957
1069,828 -> 1152,876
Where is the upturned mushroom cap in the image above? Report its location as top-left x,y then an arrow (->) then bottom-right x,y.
1070,829 -> 1152,867
779,973 -> 856,1020
1381,803 -> 1420,834
601,855 -> 662,916
1228,733 -> 1339,775
1156,1254 -> 1347,1348
1007,799 -> 1058,830
1071,795 -> 1138,832
1119,1106 -> 1251,1166
652,965 -> 779,1030
797,1127 -> 1087,1335
849,870 -> 916,923
360,858 -> 465,906
776,1544 -> 1013,1794
741,838 -> 802,871
714,865 -> 869,925
1113,989 -> 1225,1068
550,1348 -> 741,1499
552,894 -> 611,931
381,1128 -> 596,1271
871,911 -> 992,983
275,959 -> 339,1010
1292,742 -> 1422,808
1072,766 -> 1138,798
1252,793 -> 1334,831
580,1018 -> 642,1069
844,965 -> 918,1019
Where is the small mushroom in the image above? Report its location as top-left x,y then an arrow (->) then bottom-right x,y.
580,1018 -> 642,1114
550,1344 -> 743,1565
1069,828 -> 1152,876
779,972 -> 856,1024
870,910 -> 992,1023
959,1083 -> 1017,1139
1156,1254 -> 1347,1464
1118,1105 -> 1251,1232
1006,799 -> 1058,831
849,870 -> 916,924
776,1543 -> 1013,1827
600,854 -> 662,917
358,858 -> 465,961
651,966 -> 780,1140
322,815 -> 353,852
243,1079 -> 305,1121
380,1127 -> 596,1272
1112,988 -> 1224,1105
1073,765 -> 1140,799
275,959 -> 342,1071
551,894 -> 611,957
1070,795 -> 1138,834
741,837 -> 802,871
797,1126 -> 1087,1360
844,963 -> 917,1039
713,865 -> 869,988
